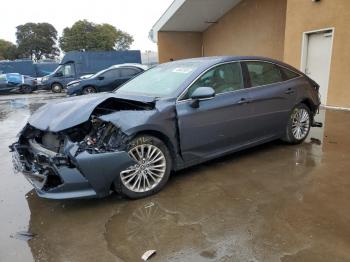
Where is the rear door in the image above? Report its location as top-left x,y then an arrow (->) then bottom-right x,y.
242,61 -> 298,139
176,62 -> 255,162
118,68 -> 142,86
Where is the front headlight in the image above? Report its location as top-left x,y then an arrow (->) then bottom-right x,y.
42,76 -> 49,82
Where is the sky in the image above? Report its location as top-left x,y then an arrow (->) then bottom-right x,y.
0,0 -> 173,52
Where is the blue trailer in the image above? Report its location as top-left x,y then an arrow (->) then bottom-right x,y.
0,60 -> 59,77
40,50 -> 142,92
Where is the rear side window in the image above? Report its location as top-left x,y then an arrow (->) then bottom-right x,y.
103,69 -> 120,78
279,67 -> 301,80
120,68 -> 140,77
245,61 -> 283,87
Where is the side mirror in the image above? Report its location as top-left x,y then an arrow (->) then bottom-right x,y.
54,72 -> 63,77
98,76 -> 104,80
190,87 -> 215,108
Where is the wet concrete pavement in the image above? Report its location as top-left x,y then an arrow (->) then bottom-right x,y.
0,94 -> 350,261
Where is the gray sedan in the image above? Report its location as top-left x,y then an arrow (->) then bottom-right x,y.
10,56 -> 321,199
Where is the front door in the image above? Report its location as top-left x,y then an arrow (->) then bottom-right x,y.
176,62 -> 254,162
305,30 -> 333,105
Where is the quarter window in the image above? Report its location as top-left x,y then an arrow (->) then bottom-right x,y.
280,67 -> 301,80
120,68 -> 140,77
185,62 -> 243,99
246,61 -> 283,87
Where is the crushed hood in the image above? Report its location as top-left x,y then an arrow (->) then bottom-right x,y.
29,93 -> 156,132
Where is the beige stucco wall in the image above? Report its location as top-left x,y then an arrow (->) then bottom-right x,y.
284,0 -> 350,108
202,0 -> 287,60
158,32 -> 203,63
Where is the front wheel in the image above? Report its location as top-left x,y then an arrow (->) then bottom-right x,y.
51,83 -> 63,93
82,86 -> 97,95
114,135 -> 172,199
282,104 -> 311,144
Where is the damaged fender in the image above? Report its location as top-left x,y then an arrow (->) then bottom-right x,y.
75,151 -> 135,198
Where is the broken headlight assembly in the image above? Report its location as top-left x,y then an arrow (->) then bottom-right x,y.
75,117 -> 130,156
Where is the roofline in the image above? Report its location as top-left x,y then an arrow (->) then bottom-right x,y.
149,0 -> 186,43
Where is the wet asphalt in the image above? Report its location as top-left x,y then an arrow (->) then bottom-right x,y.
0,93 -> 349,262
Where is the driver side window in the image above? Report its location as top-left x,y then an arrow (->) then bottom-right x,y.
184,62 -> 243,99
56,64 -> 75,77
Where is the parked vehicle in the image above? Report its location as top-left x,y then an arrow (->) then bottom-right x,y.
0,60 -> 59,78
66,64 -> 148,96
39,50 -> 142,93
0,73 -> 37,94
10,56 -> 322,200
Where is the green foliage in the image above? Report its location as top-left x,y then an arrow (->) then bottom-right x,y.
59,20 -> 134,52
0,39 -> 18,60
16,22 -> 59,60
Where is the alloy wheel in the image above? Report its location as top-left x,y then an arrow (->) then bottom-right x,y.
52,84 -> 62,93
83,87 -> 96,94
291,108 -> 310,140
120,144 -> 166,193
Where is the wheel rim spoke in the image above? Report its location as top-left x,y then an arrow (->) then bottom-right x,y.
291,108 -> 310,140
120,143 -> 166,193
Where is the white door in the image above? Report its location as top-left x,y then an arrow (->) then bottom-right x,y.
305,30 -> 333,105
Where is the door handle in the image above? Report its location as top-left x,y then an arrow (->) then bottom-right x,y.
285,88 -> 295,95
237,98 -> 251,105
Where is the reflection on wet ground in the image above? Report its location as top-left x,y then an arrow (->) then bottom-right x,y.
0,95 -> 349,261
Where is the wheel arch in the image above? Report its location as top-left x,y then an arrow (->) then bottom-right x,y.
132,130 -> 177,170
82,85 -> 96,91
51,82 -> 63,88
299,98 -> 317,114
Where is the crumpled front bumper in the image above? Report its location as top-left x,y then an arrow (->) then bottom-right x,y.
10,139 -> 135,199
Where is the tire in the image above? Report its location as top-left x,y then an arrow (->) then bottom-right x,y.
82,86 -> 97,95
51,83 -> 63,93
114,135 -> 172,199
21,85 -> 33,94
282,103 -> 312,144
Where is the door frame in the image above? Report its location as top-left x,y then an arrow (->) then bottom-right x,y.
300,27 -> 335,105
300,27 -> 335,73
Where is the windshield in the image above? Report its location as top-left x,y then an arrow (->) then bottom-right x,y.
115,62 -> 202,97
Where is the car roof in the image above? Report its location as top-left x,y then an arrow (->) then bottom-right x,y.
168,56 -> 302,74
108,63 -> 148,70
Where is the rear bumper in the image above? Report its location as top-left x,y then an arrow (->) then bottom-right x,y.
10,139 -> 135,199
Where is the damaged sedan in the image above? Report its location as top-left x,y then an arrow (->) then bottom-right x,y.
10,56 -> 322,199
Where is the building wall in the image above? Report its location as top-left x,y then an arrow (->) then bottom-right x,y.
284,0 -> 350,108
158,32 -> 203,63
202,0 -> 287,61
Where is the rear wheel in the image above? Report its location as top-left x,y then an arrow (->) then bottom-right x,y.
114,135 -> 172,199
51,83 -> 63,93
283,104 -> 311,144
82,86 -> 97,95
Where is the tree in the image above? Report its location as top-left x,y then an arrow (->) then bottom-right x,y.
0,39 -> 18,60
59,20 -> 134,52
16,22 -> 59,60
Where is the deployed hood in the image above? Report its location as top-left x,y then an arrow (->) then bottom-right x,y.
29,93 -> 156,132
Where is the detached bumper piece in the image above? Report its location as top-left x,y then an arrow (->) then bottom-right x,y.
311,121 -> 323,128
10,140 -> 134,199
